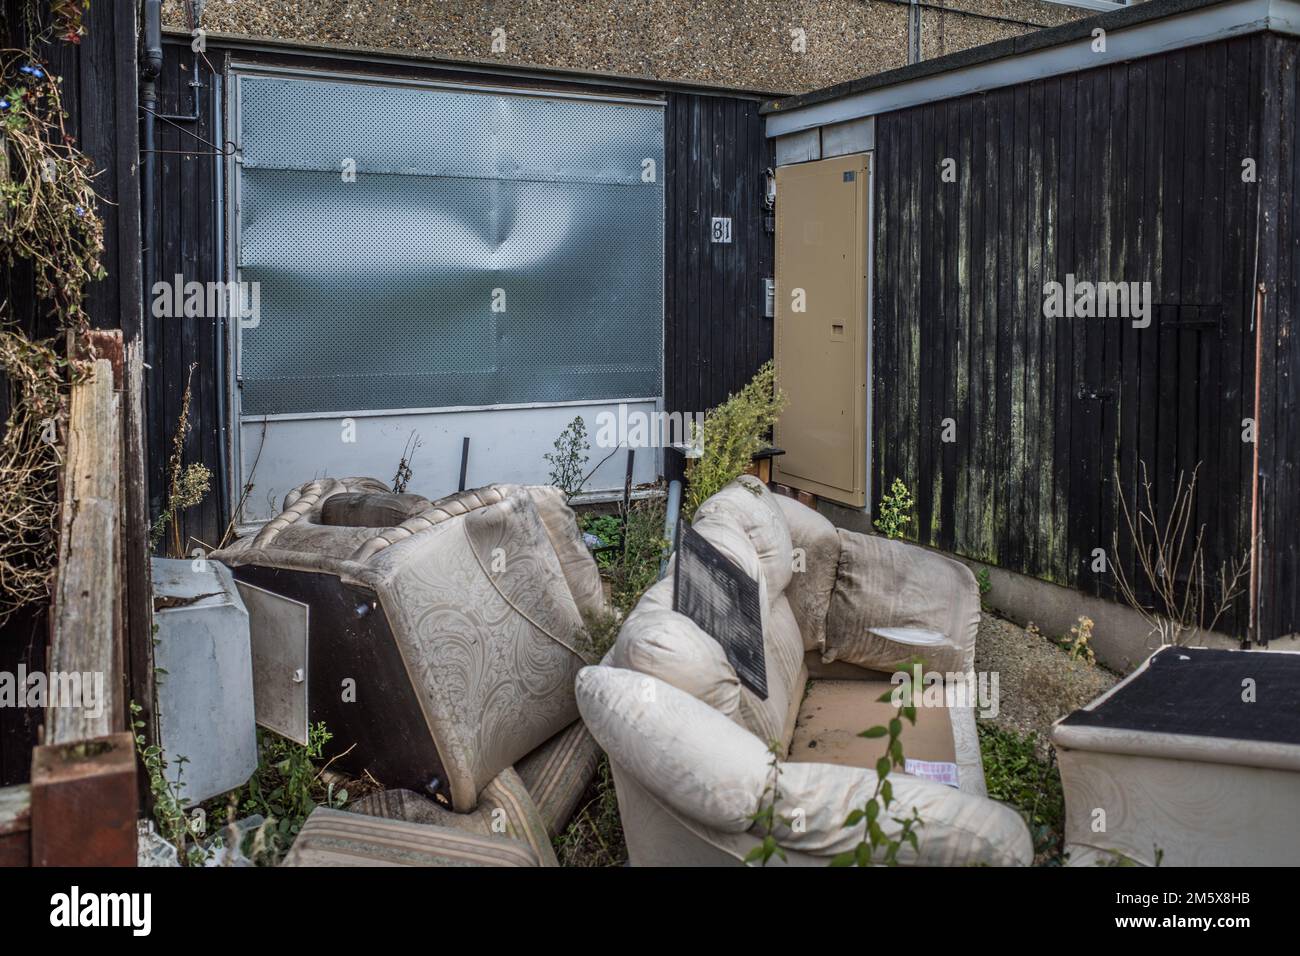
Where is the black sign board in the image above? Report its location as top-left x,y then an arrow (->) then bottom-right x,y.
673,523 -> 768,699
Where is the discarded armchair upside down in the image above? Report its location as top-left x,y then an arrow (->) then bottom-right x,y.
211,478 -> 606,866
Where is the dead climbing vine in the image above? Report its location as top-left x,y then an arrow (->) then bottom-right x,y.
0,324 -> 79,625
1,46 -> 106,331
0,28 -> 108,623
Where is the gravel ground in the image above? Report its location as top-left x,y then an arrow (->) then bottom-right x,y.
974,611 -> 1119,759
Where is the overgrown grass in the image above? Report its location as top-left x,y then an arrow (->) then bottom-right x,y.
578,493 -> 668,616
977,723 -> 1066,866
554,757 -> 627,867
203,723 -> 350,866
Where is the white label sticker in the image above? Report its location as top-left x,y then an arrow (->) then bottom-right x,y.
905,758 -> 960,789
710,217 -> 733,243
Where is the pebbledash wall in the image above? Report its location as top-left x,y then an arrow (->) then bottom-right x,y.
163,0 -> 1093,94
764,0 -> 1300,648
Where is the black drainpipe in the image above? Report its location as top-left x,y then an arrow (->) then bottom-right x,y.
140,0 -> 163,524
141,0 -> 162,307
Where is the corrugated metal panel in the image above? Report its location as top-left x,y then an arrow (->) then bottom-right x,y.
236,73 -> 664,416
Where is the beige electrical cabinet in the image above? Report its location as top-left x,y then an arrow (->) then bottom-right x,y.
773,153 -> 871,508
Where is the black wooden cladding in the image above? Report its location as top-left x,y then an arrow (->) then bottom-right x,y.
147,38 -> 226,555
1259,35 -> 1300,645
0,0 -> 141,783
872,33 -> 1297,641
664,94 -> 775,481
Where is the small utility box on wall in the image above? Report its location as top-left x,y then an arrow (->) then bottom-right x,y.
152,558 -> 258,804
773,153 -> 871,508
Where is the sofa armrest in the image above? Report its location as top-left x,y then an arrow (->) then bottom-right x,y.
823,530 -> 980,674
773,761 -> 1031,866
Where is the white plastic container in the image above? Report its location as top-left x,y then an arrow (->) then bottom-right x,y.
152,557 -> 258,804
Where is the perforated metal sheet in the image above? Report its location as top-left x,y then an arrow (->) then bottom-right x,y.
236,74 -> 664,416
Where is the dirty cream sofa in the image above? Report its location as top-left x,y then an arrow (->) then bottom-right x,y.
576,475 -> 1032,866
213,479 -> 603,866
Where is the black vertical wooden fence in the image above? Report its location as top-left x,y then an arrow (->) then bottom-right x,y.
872,33 -> 1297,641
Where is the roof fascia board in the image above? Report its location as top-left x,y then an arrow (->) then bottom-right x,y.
163,27 -> 783,101
766,0 -> 1288,137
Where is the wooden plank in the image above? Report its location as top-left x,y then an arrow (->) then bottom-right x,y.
1279,38 -> 1300,641
938,97 -> 957,554
1116,58 -> 1147,599
1054,72 -> 1078,586
1040,77 -> 1060,581
47,358 -> 121,746
1024,80 -> 1044,576
1198,41 -> 1229,606
952,95 -> 973,558
1219,36 -> 1252,634
995,86 -> 1015,566
876,114 -> 898,507
917,102 -> 936,544
980,92 -> 1000,564
966,97 -> 987,562
1240,35 -> 1264,636
1010,83 -> 1029,575
1259,36 -> 1295,642
1098,63 -> 1126,602
1157,51 -> 1188,541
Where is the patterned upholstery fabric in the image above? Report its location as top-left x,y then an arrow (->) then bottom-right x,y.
281,807 -> 544,867
525,486 -> 607,621
361,489 -> 587,811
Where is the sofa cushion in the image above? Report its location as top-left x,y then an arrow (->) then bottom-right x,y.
772,495 -> 841,653
576,666 -> 770,833
825,530 -> 979,674
693,476 -> 793,601
347,768 -> 559,865
772,762 -> 1032,865
788,678 -> 955,768
614,574 -> 743,720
